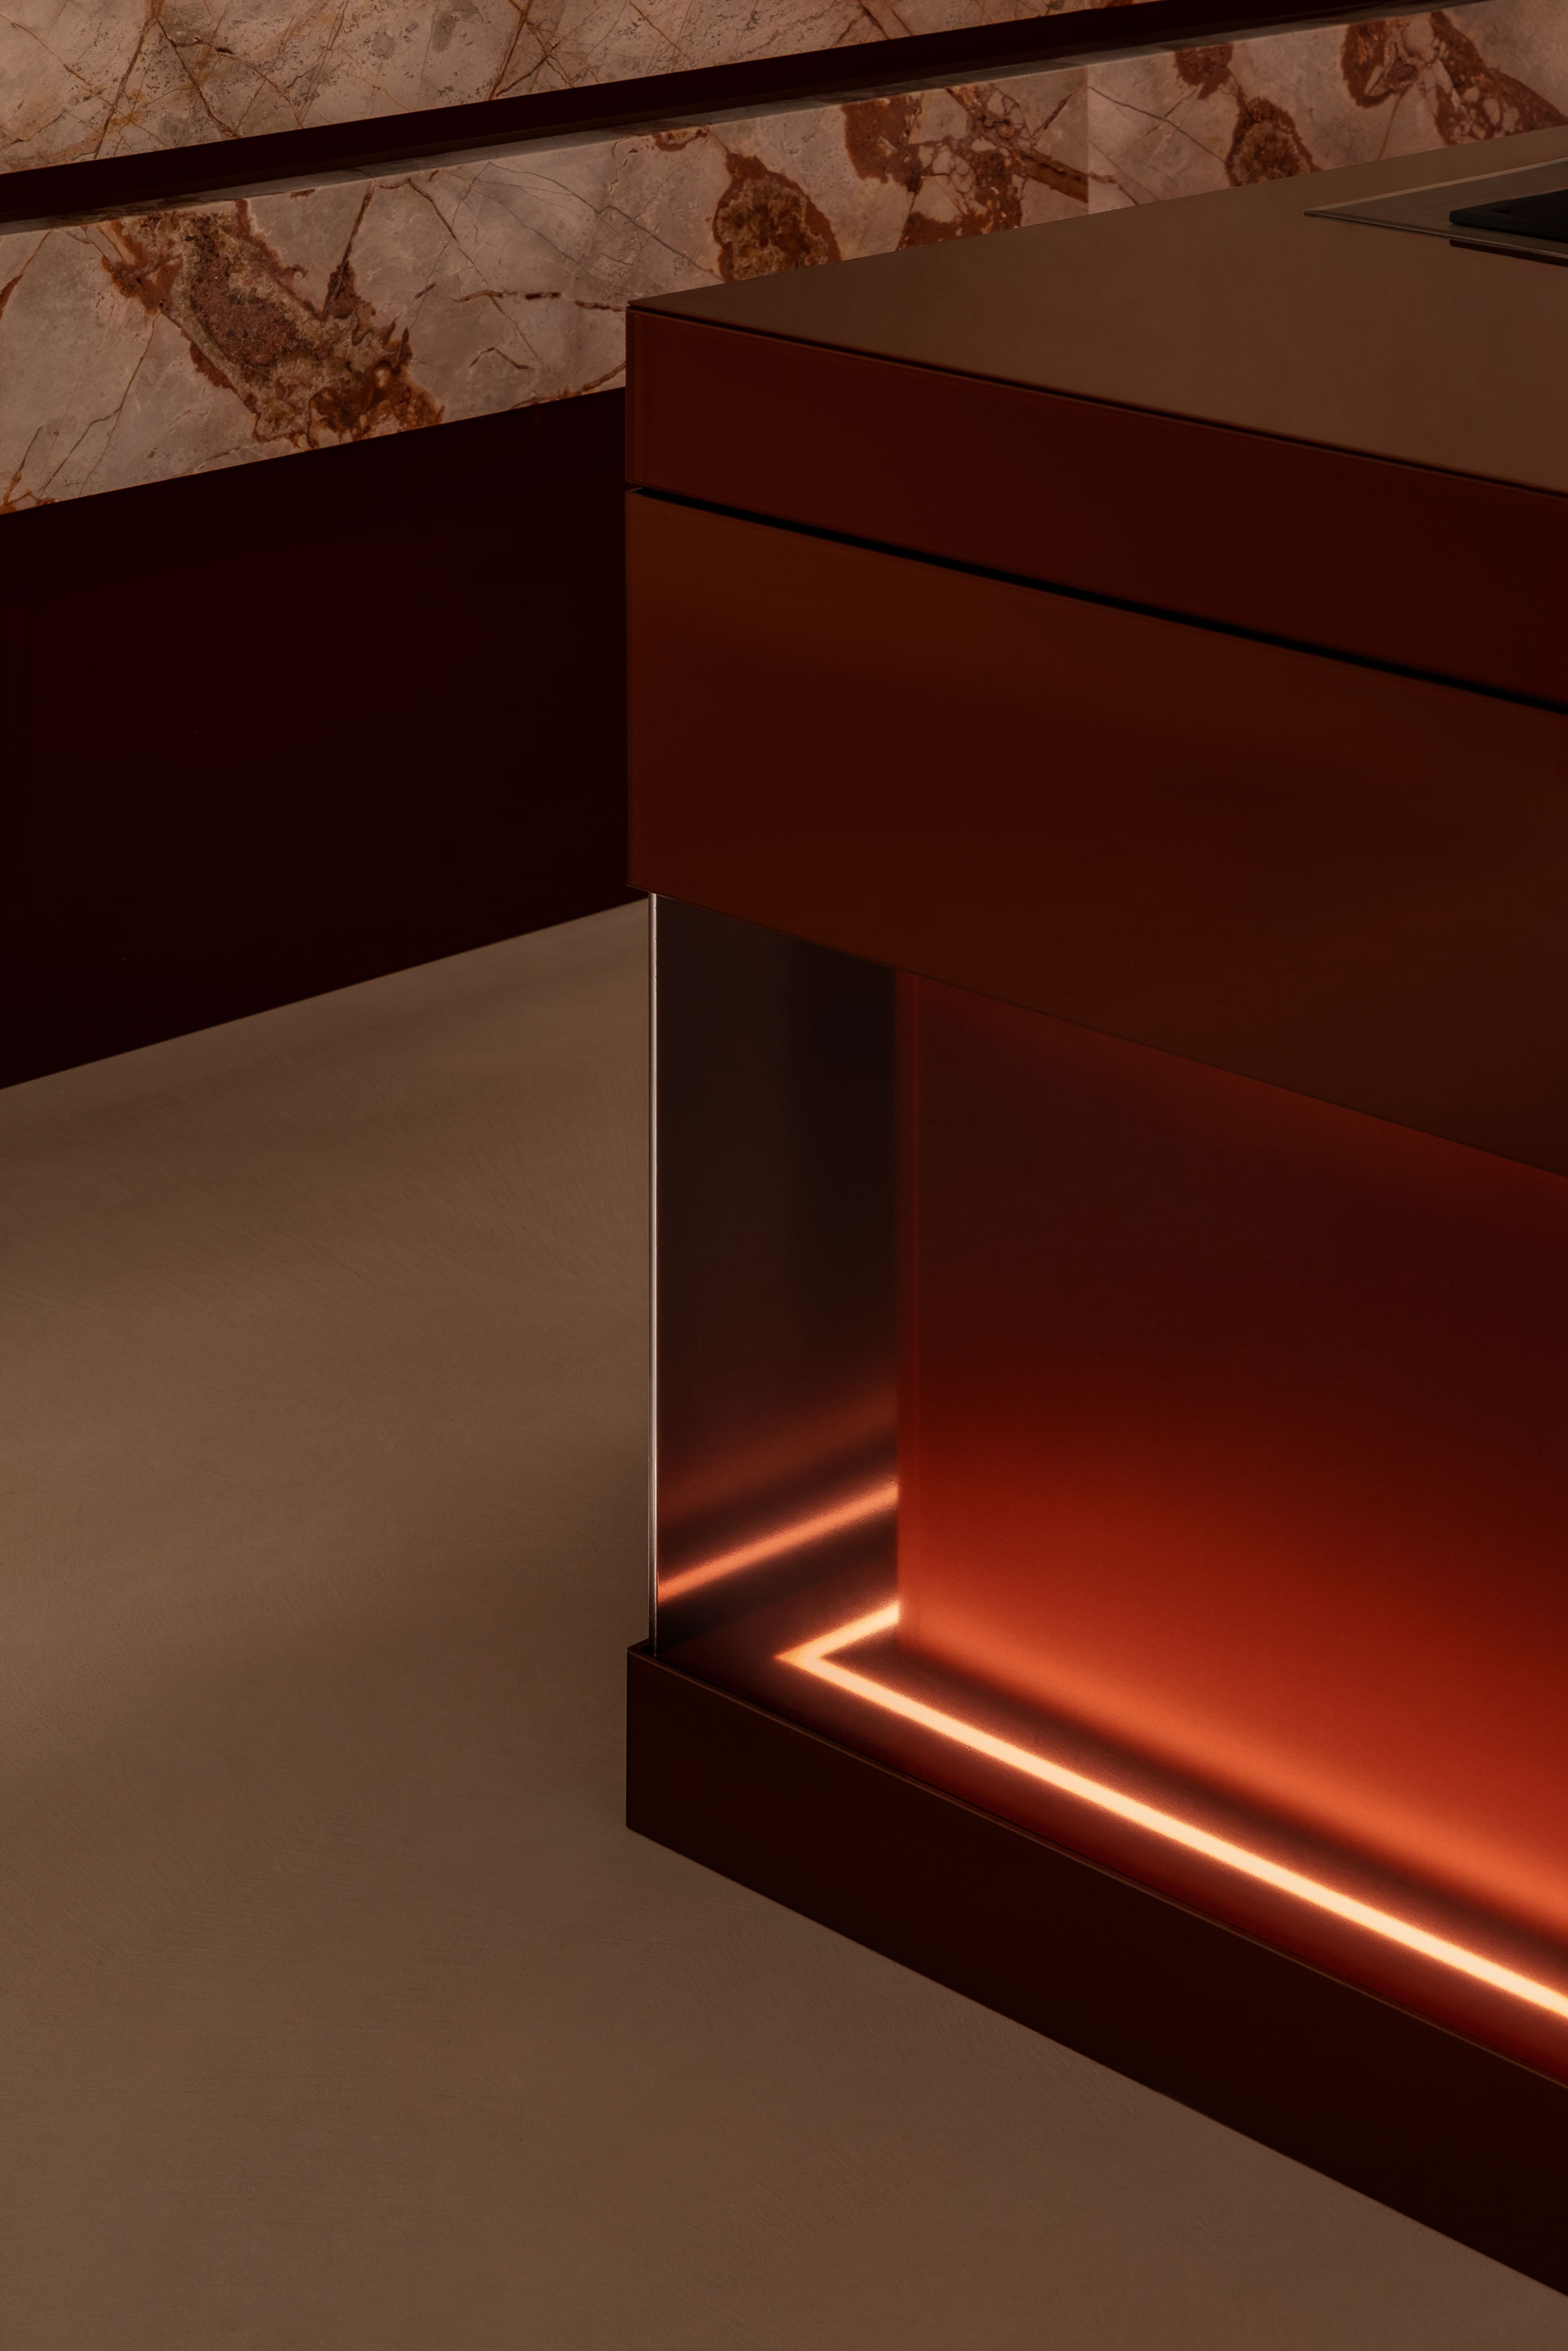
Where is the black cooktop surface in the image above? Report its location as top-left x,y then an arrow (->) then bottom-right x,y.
1450,185 -> 1568,242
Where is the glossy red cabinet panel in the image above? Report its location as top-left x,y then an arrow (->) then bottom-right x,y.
629,492 -> 1568,1176
627,307 -> 1568,708
629,128 -> 1568,2291
898,976 -> 1568,2033
649,896 -> 1568,2089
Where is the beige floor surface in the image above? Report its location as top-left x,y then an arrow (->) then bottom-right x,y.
0,903 -> 1563,2349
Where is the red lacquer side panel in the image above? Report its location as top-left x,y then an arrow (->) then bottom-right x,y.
898,975 -> 1568,1960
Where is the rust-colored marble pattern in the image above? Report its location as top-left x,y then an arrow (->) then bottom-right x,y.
1089,0 -> 1568,206
0,67 -> 1083,510
0,0 -> 1138,175
4,2 -> 1566,515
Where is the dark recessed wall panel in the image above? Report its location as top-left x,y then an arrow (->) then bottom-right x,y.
0,391 -> 634,1088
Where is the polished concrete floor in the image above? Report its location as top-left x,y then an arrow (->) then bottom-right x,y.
1,903 -> 1563,2350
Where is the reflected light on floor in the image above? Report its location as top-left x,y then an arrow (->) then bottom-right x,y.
657,1478 -> 898,1601
781,1601 -> 1568,2026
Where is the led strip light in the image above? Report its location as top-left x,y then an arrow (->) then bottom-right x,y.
781,1601 -> 1568,2028
658,1477 -> 898,1602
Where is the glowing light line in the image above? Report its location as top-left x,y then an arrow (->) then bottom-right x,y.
781,1602 -> 1568,2028
658,1479 -> 898,1602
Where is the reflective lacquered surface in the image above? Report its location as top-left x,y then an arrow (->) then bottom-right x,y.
652,899 -> 896,1648
629,128 -> 1568,709
653,901 -> 1568,2085
899,976 -> 1568,1964
629,500 -> 1568,1170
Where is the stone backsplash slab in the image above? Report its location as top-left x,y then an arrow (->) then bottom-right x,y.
1,0 -> 1138,175
1090,2 -> 1568,205
3,2 -> 1565,514
0,67 -> 1086,510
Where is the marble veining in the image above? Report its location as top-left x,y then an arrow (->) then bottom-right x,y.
0,0 -> 1136,175
1089,2 -> 1568,206
3,2 -> 1566,515
0,66 -> 1085,509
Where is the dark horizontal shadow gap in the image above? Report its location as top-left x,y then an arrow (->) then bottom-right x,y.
634,485 -> 1568,719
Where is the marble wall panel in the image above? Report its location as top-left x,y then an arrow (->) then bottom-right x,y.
5,2 -> 1568,515
0,65 -> 1084,511
0,0 -> 1139,175
1087,0 -> 1568,206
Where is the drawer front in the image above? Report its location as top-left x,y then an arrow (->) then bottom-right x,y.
629,493 -> 1568,1172
627,309 -> 1568,710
